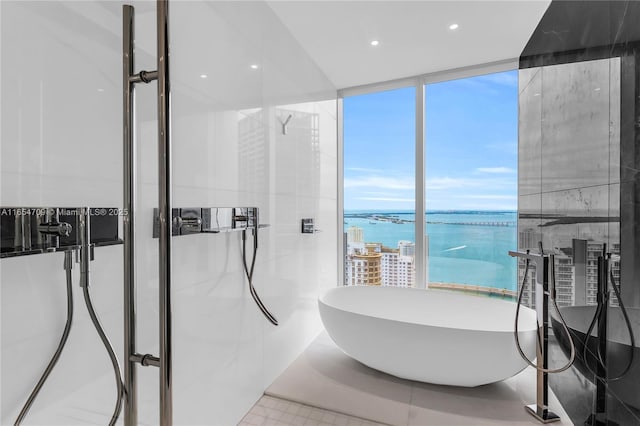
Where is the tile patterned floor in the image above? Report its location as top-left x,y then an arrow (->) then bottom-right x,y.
239,395 -> 386,426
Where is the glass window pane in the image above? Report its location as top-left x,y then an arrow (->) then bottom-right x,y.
343,87 -> 416,287
425,71 -> 518,296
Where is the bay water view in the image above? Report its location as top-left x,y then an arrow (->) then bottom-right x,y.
344,210 -> 518,292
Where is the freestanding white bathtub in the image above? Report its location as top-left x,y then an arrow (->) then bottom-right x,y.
318,286 -> 538,387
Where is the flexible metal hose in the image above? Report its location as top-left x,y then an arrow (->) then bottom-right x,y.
81,283 -> 124,426
14,251 -> 74,426
514,256 -> 576,373
242,229 -> 278,326
582,260 -> 635,381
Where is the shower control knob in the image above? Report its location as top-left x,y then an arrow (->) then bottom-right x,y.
37,222 -> 72,237
174,216 -> 202,229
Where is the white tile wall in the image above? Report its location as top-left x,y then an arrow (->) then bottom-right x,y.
1,1 -> 337,425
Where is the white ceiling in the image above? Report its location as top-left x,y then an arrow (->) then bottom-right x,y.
267,1 -> 551,90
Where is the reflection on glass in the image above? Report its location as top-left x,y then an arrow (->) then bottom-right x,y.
517,59 -> 621,309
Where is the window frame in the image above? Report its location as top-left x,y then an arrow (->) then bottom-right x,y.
337,58 -> 519,287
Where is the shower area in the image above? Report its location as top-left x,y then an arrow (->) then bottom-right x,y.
0,1 -> 338,425
518,1 -> 640,424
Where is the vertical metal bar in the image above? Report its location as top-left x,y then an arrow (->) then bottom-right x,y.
596,255 -> 608,416
336,97 -> 344,286
534,256 -> 546,413
541,255 -> 550,409
415,82 -> 426,289
123,5 -> 137,426
157,1 -> 173,425
79,208 -> 91,288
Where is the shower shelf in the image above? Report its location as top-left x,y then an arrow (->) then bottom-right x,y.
0,207 -> 122,258
152,207 -> 268,238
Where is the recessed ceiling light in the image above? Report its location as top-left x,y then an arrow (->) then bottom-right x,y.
97,88 -> 105,92
250,64 -> 259,70
200,74 -> 208,79
370,40 -> 379,46
449,23 -> 459,30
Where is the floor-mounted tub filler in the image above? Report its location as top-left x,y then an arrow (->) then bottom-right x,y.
319,285 -> 537,387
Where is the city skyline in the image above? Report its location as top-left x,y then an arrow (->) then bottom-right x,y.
345,226 -> 417,288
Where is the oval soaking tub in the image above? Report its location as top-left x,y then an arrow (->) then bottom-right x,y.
318,286 -> 538,387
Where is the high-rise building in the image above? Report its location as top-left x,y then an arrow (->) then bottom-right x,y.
344,230 -> 416,287
586,241 -> 620,306
516,238 -> 621,309
554,255 -> 575,306
519,228 -> 542,251
380,243 -> 415,287
517,259 -> 536,308
398,240 -> 415,257
347,226 -> 364,244
345,245 -> 382,286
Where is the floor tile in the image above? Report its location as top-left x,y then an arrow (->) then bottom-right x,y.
240,395 -> 385,426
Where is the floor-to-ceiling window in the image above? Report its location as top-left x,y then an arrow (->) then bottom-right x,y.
425,71 -> 518,295
343,87 -> 416,287
341,68 -> 517,295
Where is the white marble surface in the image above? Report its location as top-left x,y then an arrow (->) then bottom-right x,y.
518,67 -> 542,197
519,58 -> 620,197
539,59 -> 619,193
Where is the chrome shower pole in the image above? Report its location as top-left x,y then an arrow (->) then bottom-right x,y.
157,1 -> 173,424
123,5 -> 137,425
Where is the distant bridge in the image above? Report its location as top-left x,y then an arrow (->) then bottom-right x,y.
427,221 -> 516,227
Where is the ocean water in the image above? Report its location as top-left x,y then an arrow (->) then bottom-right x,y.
344,210 -> 518,291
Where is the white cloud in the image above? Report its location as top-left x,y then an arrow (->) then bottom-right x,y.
426,176 -> 516,193
345,167 -> 384,173
485,141 -> 517,155
426,177 -> 481,190
462,195 -> 517,200
358,197 -> 415,203
476,72 -> 518,88
475,167 -> 515,174
344,175 -> 414,190
361,191 -> 400,197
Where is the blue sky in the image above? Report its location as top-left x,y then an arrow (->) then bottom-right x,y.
344,70 -> 518,211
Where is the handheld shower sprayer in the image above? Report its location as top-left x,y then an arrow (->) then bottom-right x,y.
152,207 -> 278,325
10,207 -> 124,426
14,250 -> 74,426
509,243 -> 576,423
242,227 -> 278,326
512,247 -> 576,373
582,247 -> 635,382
